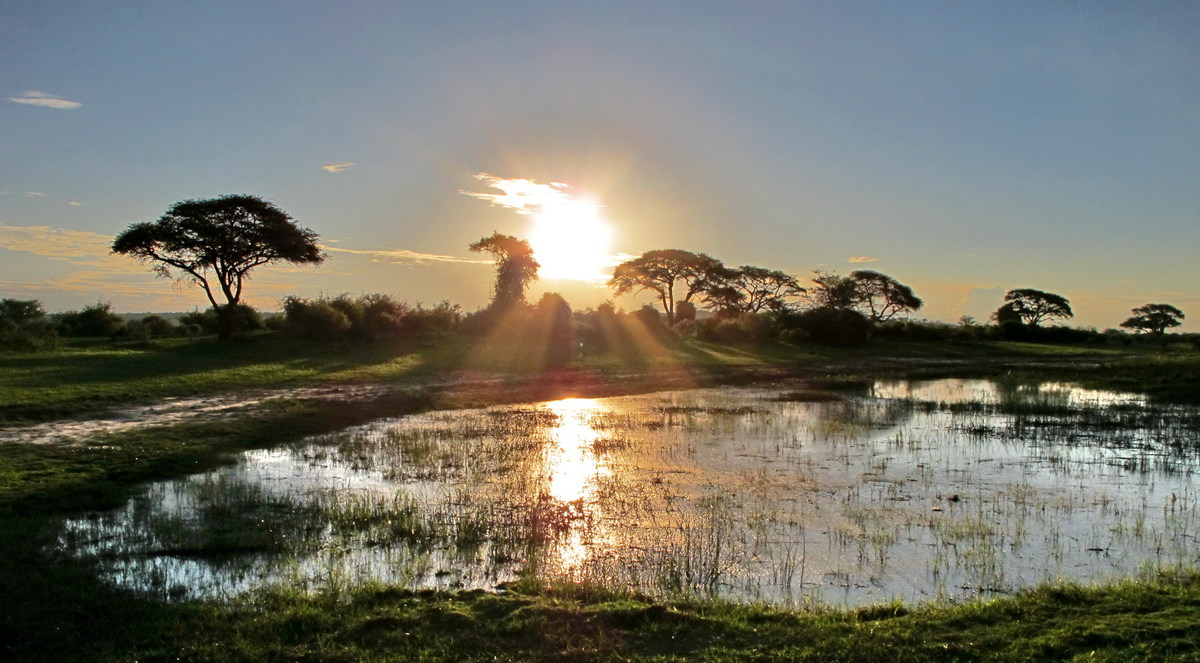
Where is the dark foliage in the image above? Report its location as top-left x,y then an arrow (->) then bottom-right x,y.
534,292 -> 574,367
0,299 -> 57,351
283,294 -> 460,344
179,305 -> 264,336
469,233 -> 539,310
1121,303 -> 1185,336
52,302 -> 126,338
790,306 -> 872,346
609,249 -> 732,325
995,289 -> 1073,327
697,313 -> 776,346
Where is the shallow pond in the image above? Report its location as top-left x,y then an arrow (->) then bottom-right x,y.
59,378 -> 1200,607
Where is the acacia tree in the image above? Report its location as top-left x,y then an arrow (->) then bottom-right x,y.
806,270 -> 861,311
608,249 -> 732,325
1121,303 -> 1185,336
994,288 -> 1073,327
850,270 -> 923,322
700,285 -> 745,318
732,266 -> 806,313
469,233 -> 539,310
112,195 -> 324,341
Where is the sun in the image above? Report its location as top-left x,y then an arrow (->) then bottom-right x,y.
529,199 -> 614,282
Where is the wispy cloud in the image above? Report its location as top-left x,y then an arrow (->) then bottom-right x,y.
321,162 -> 355,173
9,90 -> 81,109
25,191 -> 45,197
322,245 -> 488,265
847,256 -> 879,263
0,225 -> 151,293
461,173 -> 572,214
67,201 -> 82,206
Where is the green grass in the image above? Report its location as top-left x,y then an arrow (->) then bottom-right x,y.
4,549 -> 1200,662
0,333 -> 435,422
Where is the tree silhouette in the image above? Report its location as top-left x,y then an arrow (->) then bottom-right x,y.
732,266 -> 806,313
1120,303 -> 1184,336
994,289 -> 1073,327
112,195 -> 324,341
608,249 -> 732,325
700,285 -> 745,318
469,233 -> 539,310
850,270 -> 923,322
806,270 -> 861,311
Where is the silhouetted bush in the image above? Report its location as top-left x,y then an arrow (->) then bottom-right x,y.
791,307 -> 871,347
179,308 -> 219,333
675,300 -> 697,323
697,313 -> 775,346
282,297 -> 352,340
995,322 -> 1101,344
119,314 -> 181,341
874,319 -> 957,342
141,315 -> 178,337
631,305 -> 670,338
534,293 -> 574,367
574,302 -> 622,355
178,305 -> 263,336
227,304 -> 265,334
54,302 -> 126,337
0,298 -> 57,351
357,294 -> 408,341
282,294 -> 460,344
403,301 -> 462,343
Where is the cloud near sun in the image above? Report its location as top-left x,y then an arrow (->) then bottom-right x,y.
9,91 -> 81,109
461,174 -> 572,213
461,174 -> 617,282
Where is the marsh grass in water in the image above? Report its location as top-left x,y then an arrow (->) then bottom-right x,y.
54,378 -> 1200,610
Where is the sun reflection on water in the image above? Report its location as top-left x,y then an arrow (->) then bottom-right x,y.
539,398 -> 611,577
543,398 -> 608,503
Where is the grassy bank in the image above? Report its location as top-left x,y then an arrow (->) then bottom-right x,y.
5,533 -> 1200,662
3,334 -> 1200,661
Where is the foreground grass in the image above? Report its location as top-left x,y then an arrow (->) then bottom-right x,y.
4,529 -> 1200,663
169,572 -> 1200,662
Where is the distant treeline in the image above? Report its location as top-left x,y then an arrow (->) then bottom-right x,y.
1,293 -> 1196,355
80,195 -> 1187,357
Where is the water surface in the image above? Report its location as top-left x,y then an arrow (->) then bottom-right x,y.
59,379 -> 1200,607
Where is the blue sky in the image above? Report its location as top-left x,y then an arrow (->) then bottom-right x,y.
2,1 -> 1198,330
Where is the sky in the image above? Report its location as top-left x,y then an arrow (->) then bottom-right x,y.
2,1 -> 1198,331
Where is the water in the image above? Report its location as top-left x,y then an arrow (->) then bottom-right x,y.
57,379 -> 1200,607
